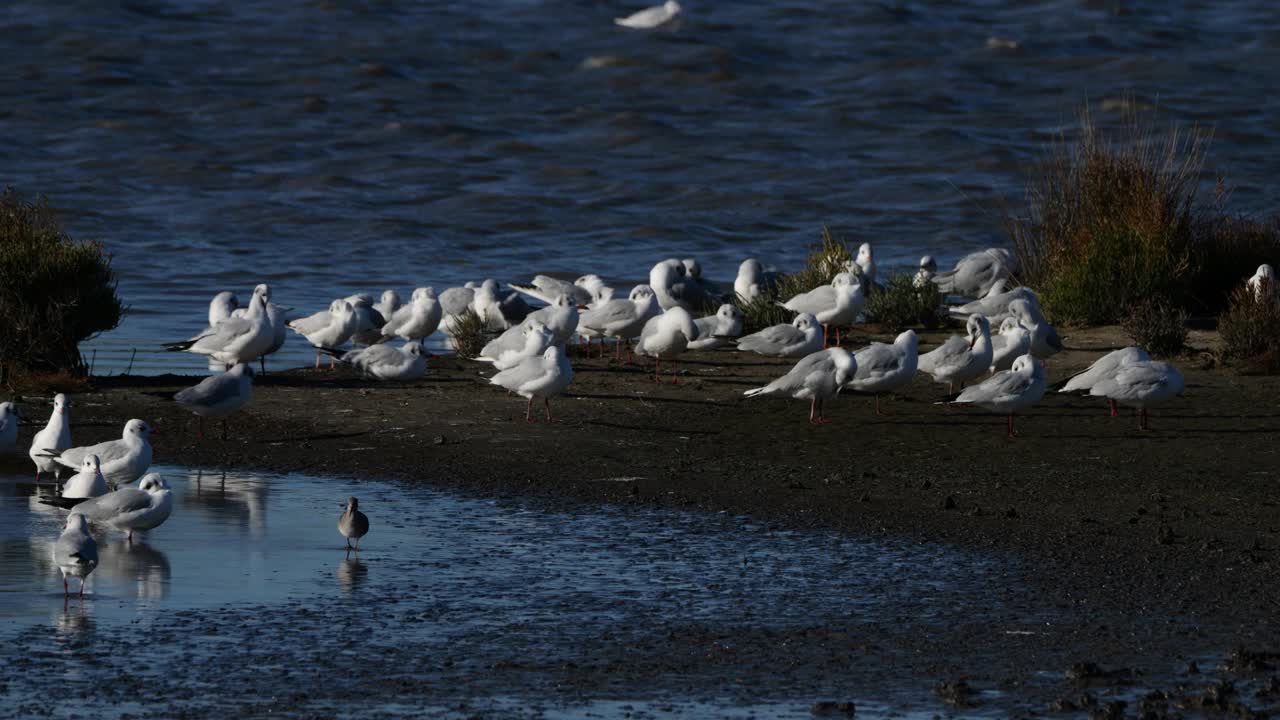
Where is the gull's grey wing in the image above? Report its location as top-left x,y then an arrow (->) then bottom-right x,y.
739,323 -> 802,352
71,488 -> 152,521
439,287 -> 475,316
854,343 -> 902,378
783,285 -> 835,315
580,300 -> 636,330
918,335 -> 968,374
56,438 -> 126,469
175,373 -> 241,408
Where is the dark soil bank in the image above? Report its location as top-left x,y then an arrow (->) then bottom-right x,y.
4,325 -> 1280,717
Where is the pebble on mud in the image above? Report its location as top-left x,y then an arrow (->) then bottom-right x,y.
934,679 -> 976,707
942,495 -> 957,510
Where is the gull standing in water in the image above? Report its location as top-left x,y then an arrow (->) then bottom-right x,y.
736,313 -> 823,358
173,364 -> 254,440
744,347 -> 857,425
489,346 -> 575,422
338,497 -> 370,551
45,419 -> 154,488
634,306 -> 698,383
30,393 -> 71,482
60,455 -> 108,501
72,473 -> 174,543
53,514 -> 98,598
918,315 -> 993,393
615,0 -> 681,29
846,330 -> 919,416
1056,346 -> 1151,416
949,354 -> 1046,439
1089,360 -> 1185,431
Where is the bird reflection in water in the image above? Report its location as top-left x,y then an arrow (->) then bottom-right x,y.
337,551 -> 367,593
98,539 -> 171,599
53,599 -> 94,637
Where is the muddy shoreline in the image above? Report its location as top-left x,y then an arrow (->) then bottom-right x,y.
4,325 -> 1280,715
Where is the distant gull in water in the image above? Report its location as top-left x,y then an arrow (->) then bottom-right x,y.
44,419 -> 154,489
29,393 -> 71,482
71,473 -> 174,543
61,455 -> 108,501
615,0 -> 681,29
53,514 -> 98,598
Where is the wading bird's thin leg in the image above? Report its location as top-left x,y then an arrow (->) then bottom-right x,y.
544,398 -> 554,422
1109,399 -> 1118,417
875,395 -> 894,416
525,397 -> 536,423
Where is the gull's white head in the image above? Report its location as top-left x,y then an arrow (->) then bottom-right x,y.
404,341 -> 426,358
575,274 -> 606,291
124,419 -> 152,440
793,313 -> 817,331
831,347 -> 857,387
253,283 -> 271,301
53,393 -> 69,414
919,255 -> 937,272
411,287 -> 436,303
998,316 -> 1023,334
738,258 -> 763,280
139,473 -> 169,492
0,402 -> 15,420
832,272 -> 859,290
857,243 -> 873,262
1256,264 -> 1276,280
717,304 -> 742,322
1011,354 -> 1042,377
381,289 -> 399,304
966,314 -> 991,344
64,513 -> 91,534
895,329 -> 918,350
630,284 -> 655,302
665,0 -> 681,14
681,258 -> 702,280
80,455 -> 100,473
552,293 -> 574,309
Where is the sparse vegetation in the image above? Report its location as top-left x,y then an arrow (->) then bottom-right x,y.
738,226 -> 852,333
1121,295 -> 1187,357
865,274 -> 945,332
449,308 -> 488,359
1218,285 -> 1280,371
0,189 -> 123,380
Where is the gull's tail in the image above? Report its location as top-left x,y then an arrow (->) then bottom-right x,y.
743,386 -> 770,398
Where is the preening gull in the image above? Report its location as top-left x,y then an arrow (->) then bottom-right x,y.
744,347 -> 857,424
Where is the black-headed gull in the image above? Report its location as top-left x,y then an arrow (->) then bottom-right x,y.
45,419 -> 154,488
174,364 -> 254,440
231,284 -> 289,371
846,330 -> 919,415
734,258 -> 783,303
509,275 -> 595,307
208,291 -> 238,327
578,285 -> 661,359
346,294 -> 389,346
339,497 -> 369,551
1006,298 -> 1062,357
780,272 -> 864,345
374,289 -> 400,320
289,299 -> 359,368
1057,346 -> 1151,416
615,0 -> 681,29
948,282 -> 1037,322
1088,360 -> 1184,431
0,402 -> 17,454
851,243 -> 877,287
29,393 -> 71,482
53,514 -> 98,598
689,304 -> 743,351
61,455 -> 108,500
933,248 -> 1016,298
333,340 -> 428,381
950,353 -> 1046,439
489,345 -> 575,422
482,321 -> 555,371
1248,264 -> 1276,301
744,347 -> 857,425
649,259 -> 710,312
526,293 -> 580,345
989,316 -> 1032,372
635,306 -> 698,383
737,313 -> 823,358
383,287 -> 443,343
914,256 -> 937,288
918,315 -> 993,393
165,291 -> 273,368
71,472 -> 174,542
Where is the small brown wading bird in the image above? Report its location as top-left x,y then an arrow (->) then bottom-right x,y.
339,496 -> 369,551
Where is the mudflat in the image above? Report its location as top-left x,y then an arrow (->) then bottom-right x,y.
5,324 -> 1279,715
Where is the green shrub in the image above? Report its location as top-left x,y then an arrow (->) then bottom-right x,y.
1121,295 -> 1187,357
1008,108 -> 1201,325
449,308 -> 488,359
1218,285 -> 1280,368
0,189 -> 123,377
739,226 -> 852,333
865,274 -> 944,332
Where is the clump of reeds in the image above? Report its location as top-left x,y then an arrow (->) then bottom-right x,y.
0,188 -> 123,380
737,226 -> 852,333
864,274 -> 944,333
1007,108 -> 1201,325
1121,295 -> 1188,357
1218,283 -> 1280,371
449,308 -> 488,359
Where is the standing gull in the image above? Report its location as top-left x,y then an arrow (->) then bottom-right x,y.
53,514 -> 98,598
649,259 -> 709,312
231,284 -> 289,372
338,497 -> 370,551
382,287 -> 443,343
779,272 -> 864,345
989,316 -> 1032,372
846,330 -> 919,416
736,313 -> 823,358
165,291 -> 272,368
1056,346 -> 1151,416
577,285 -> 660,359
1089,360 -> 1185,431
1006,298 -> 1062,357
45,419 -> 154,488
174,364 -> 254,440
949,354 -> 1047,439
508,275 -> 594,307
634,307 -> 698,383
744,347 -> 857,425
30,393 -> 71,482
918,315 -> 994,393
489,346 -> 575,422
688,304 -> 744,351
289,299 -> 359,368
72,473 -> 174,542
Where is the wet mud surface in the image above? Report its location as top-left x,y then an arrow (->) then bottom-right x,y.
2,326 -> 1280,717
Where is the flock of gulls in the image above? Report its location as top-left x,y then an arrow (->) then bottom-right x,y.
1,244 -> 1212,598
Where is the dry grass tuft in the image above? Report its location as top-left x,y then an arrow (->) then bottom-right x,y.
449,308 -> 489,359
